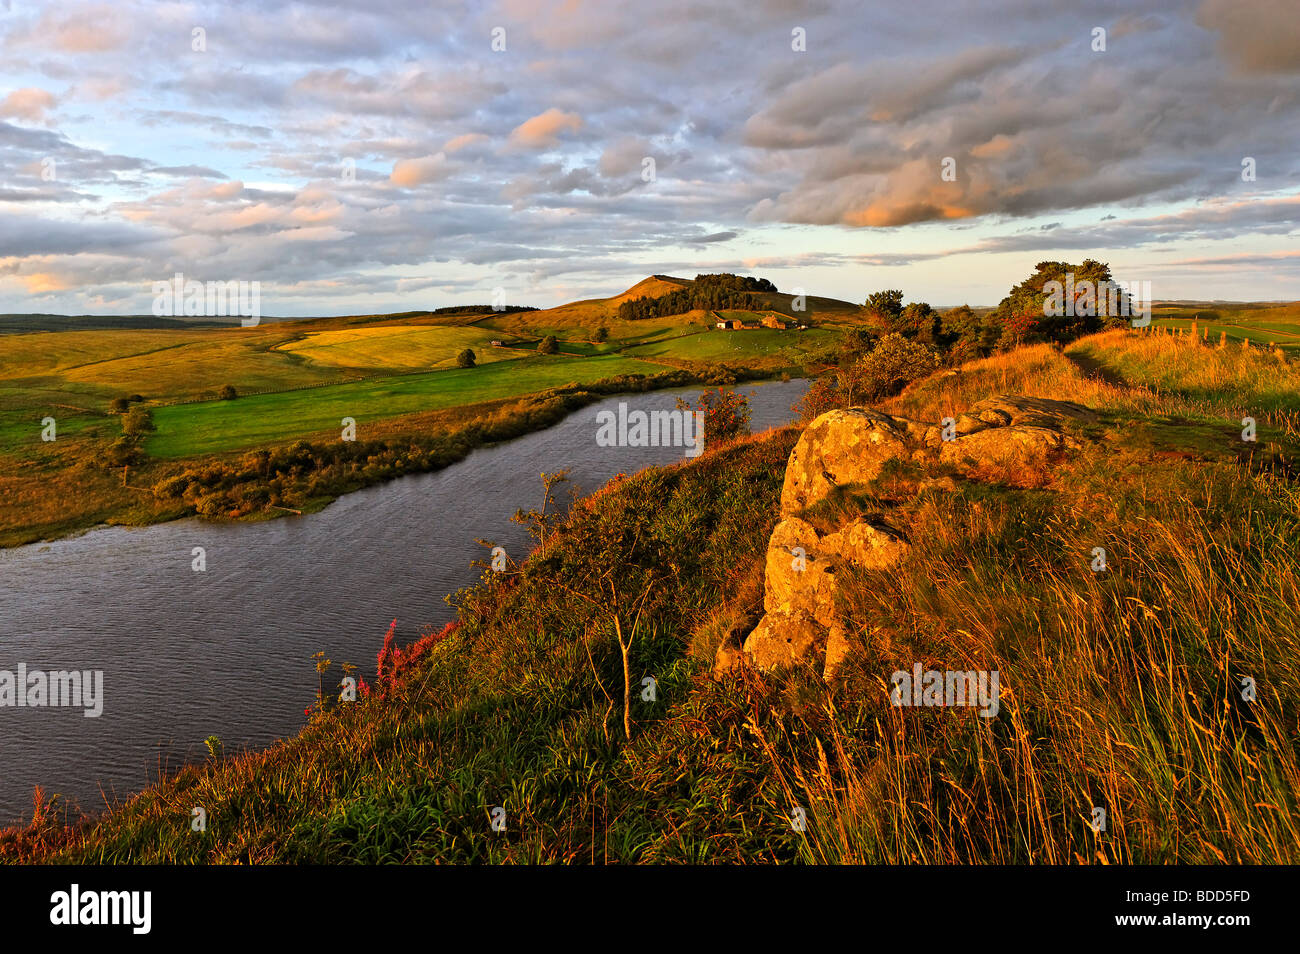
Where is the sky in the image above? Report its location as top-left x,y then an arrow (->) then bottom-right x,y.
1,0 -> 1298,316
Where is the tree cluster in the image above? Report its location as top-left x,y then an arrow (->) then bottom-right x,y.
616,273 -> 775,321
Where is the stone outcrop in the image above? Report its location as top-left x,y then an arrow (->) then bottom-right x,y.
719,394 -> 1090,681
780,408 -> 913,513
935,396 -> 1090,471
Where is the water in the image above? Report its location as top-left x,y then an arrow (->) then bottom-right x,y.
0,379 -> 807,824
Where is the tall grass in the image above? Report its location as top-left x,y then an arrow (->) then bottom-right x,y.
756,460 -> 1300,863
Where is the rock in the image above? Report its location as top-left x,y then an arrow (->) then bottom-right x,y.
823,624 -> 856,681
781,408 -> 915,513
821,518 -> 910,570
899,418 -> 932,444
955,412 -> 990,435
940,424 -> 1080,468
764,516 -> 910,627
742,393 -> 1095,679
967,395 -> 1096,427
712,610 -> 762,677
742,611 -> 824,670
765,517 -> 839,626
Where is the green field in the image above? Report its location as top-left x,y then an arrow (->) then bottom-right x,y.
1151,302 -> 1300,351
145,353 -> 667,457
625,326 -> 835,365
276,325 -> 522,370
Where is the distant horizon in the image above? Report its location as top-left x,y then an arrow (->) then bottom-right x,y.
3,292 -> 1298,324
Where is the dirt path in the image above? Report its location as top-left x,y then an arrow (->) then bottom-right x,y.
1063,349 -> 1128,389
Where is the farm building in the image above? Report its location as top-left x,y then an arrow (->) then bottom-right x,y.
716,319 -> 742,330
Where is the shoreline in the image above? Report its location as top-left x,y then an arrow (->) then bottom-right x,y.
0,367 -> 793,552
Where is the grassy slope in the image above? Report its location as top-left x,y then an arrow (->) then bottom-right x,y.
8,329 -> 1299,864
144,354 -> 666,457
624,326 -> 837,369
274,325 -> 523,371
477,275 -> 866,340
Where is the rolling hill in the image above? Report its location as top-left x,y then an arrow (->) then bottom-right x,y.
475,275 -> 867,337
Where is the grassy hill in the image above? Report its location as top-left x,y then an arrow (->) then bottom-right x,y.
476,275 -> 866,340
7,327 -> 1297,863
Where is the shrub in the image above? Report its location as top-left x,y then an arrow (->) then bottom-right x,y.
675,387 -> 751,449
153,474 -> 191,499
795,376 -> 844,424
218,384 -> 238,400
852,333 -> 939,400
105,436 -> 140,467
120,406 -> 154,438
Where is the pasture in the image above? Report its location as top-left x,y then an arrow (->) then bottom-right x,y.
144,353 -> 668,457
1150,302 -> 1300,351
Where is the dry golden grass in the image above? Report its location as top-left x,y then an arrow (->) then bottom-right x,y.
757,330 -> 1300,863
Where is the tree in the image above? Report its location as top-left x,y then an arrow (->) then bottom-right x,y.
939,305 -> 977,347
865,289 -> 905,327
675,387 -> 751,449
837,328 -> 874,366
218,384 -> 238,400
898,301 -> 938,344
593,326 -> 609,343
106,436 -> 140,467
794,376 -> 844,424
511,469 -> 571,553
456,348 -> 476,368
121,406 -> 155,438
110,397 -> 130,413
537,335 -> 558,355
987,259 -> 1126,348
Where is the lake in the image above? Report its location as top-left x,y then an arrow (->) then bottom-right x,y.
0,378 -> 807,824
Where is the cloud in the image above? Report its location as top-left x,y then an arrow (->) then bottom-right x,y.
508,108 -> 583,149
598,136 -> 652,177
688,231 -> 738,244
390,153 -> 451,187
1197,0 -> 1300,73
2,0 -> 1298,312
0,88 -> 57,122
7,4 -> 129,53
443,133 -> 489,153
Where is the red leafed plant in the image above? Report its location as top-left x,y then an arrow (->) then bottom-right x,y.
375,618 -> 399,683
374,618 -> 459,695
